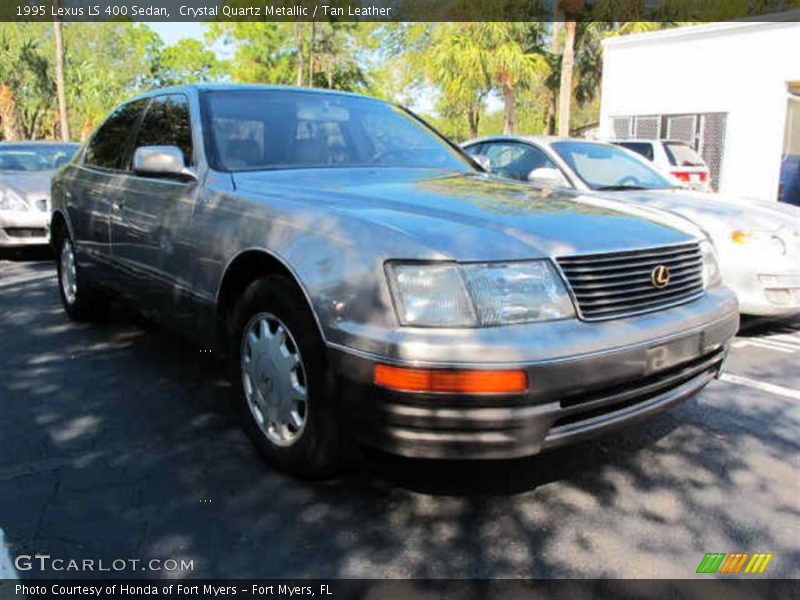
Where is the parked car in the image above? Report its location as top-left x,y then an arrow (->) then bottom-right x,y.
463,136 -> 800,317
51,85 -> 738,475
607,139 -> 711,192
0,141 -> 79,248
779,153 -> 800,206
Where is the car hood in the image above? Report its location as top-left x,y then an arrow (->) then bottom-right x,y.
0,170 -> 54,200
613,188 -> 800,236
233,168 -> 698,260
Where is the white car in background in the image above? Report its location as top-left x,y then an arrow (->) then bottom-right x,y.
463,136 -> 800,317
608,139 -> 711,192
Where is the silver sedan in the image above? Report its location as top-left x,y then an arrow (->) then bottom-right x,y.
0,142 -> 79,248
464,136 -> 800,317
51,86 -> 738,476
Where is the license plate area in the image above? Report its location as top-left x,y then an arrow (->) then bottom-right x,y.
646,334 -> 703,375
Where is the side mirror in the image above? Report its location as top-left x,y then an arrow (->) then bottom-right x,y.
471,154 -> 492,172
133,146 -> 196,181
528,167 -> 566,187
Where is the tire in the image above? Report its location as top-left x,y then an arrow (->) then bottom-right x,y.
55,233 -> 107,322
228,275 -> 342,477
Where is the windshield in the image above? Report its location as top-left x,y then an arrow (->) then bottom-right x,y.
551,141 -> 677,191
664,141 -> 706,167
201,89 -> 473,173
0,144 -> 79,172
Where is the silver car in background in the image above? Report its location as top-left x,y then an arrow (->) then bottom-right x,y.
0,142 -> 79,248
464,136 -> 800,317
51,85 -> 738,476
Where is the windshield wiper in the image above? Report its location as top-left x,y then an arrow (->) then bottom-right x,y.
595,184 -> 648,191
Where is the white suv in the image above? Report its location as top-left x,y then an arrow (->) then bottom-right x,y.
609,139 -> 711,192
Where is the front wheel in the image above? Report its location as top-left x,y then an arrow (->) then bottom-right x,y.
56,235 -> 106,322
228,275 -> 342,477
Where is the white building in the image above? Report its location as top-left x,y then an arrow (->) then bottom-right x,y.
599,15 -> 800,203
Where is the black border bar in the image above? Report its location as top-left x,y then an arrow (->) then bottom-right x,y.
3,0 -> 800,23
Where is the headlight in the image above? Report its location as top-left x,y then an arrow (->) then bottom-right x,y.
0,188 -> 29,211
699,240 -> 722,289
386,260 -> 575,327
731,229 -> 786,256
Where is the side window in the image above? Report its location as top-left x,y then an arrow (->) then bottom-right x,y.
483,142 -> 557,181
134,94 -> 193,167
463,144 -> 484,156
84,100 -> 146,170
617,142 -> 655,161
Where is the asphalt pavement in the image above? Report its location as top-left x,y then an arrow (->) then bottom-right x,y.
0,252 -> 798,579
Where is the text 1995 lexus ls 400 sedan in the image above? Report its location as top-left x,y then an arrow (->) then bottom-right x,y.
50,85 -> 739,476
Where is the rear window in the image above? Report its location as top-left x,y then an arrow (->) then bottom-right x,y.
0,144 -> 78,172
664,142 -> 706,167
615,142 -> 654,161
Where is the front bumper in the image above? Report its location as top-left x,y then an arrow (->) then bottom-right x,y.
725,267 -> 800,317
0,210 -> 49,247
329,287 -> 739,459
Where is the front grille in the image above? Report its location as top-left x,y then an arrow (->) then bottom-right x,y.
4,227 -> 47,238
557,242 -> 704,321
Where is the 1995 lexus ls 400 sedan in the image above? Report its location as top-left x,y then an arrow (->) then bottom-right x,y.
50,85 -> 739,476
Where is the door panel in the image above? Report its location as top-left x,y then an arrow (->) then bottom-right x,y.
67,100 -> 146,286
110,94 -> 199,318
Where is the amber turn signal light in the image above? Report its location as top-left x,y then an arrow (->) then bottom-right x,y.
373,364 -> 528,394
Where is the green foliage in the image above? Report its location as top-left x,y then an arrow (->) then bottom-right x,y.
0,18 -> 702,144
207,22 -> 369,92
154,38 -> 227,87
63,23 -> 162,135
0,23 -> 55,140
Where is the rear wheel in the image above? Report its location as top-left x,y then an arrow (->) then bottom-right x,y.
56,234 -> 107,322
228,275 -> 342,477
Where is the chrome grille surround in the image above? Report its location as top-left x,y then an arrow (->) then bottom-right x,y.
557,242 -> 705,321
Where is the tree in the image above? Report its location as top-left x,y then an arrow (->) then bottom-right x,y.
0,23 -> 53,141
52,1 -> 70,141
63,23 -> 162,137
557,0 -> 583,136
476,23 -> 548,134
295,22 -> 304,86
410,23 -> 547,136
208,22 -> 369,93
154,39 -> 225,86
428,27 -> 491,138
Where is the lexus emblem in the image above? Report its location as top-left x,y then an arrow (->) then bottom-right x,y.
651,265 -> 670,288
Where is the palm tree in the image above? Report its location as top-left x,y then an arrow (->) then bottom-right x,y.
425,24 -> 547,136
477,24 -> 548,134
427,25 -> 492,138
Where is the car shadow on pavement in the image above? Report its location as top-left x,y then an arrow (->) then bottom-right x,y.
0,246 -> 52,263
1,264 -> 798,579
738,314 -> 800,337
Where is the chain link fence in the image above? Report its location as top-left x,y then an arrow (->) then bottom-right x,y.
610,112 -> 728,191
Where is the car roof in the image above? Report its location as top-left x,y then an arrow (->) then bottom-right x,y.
607,139 -> 691,145
126,83 -> 380,104
463,135 -> 614,147
0,141 -> 79,147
